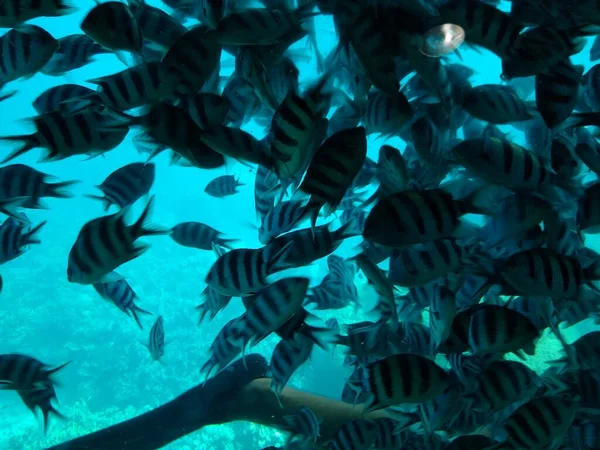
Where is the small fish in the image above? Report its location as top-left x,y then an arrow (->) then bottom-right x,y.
240,277 -> 309,347
93,275 -> 152,329
0,0 -> 75,28
195,285 -> 231,324
0,25 -> 59,88
140,316 -> 165,362
68,197 -> 166,285
17,381 -> 64,433
205,242 -> 294,296
0,354 -> 68,391
283,406 -> 321,447
0,164 -> 76,209
41,34 -> 110,76
0,217 -> 46,265
32,84 -> 101,115
364,353 -> 451,411
204,175 -> 244,198
170,222 -> 236,251
468,305 -> 540,357
259,200 -> 309,244
81,2 -> 143,54
87,162 -> 155,211
269,334 -> 314,405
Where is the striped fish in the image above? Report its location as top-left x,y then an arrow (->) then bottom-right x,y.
362,91 -> 413,137
259,200 -> 309,244
267,221 -> 356,268
204,175 -> 244,198
89,62 -> 179,111
498,248 -> 591,299
141,316 -> 165,362
170,222 -> 236,251
241,277 -> 309,347
68,196 -> 167,285
535,59 -> 583,128
283,406 -> 320,446
363,188 -> 484,247
81,2 -> 143,54
498,396 -> 578,449
87,162 -> 155,211
364,353 -> 451,411
200,317 -> 248,377
0,0 -> 75,28
438,0 -> 523,59
327,419 -> 379,450
17,380 -> 64,432
0,109 -> 129,164
269,74 -> 331,184
429,286 -> 457,354
178,93 -> 231,130
472,360 -> 538,413
254,165 -> 280,224
452,137 -> 570,192
456,84 -> 536,124
33,84 -> 101,115
300,127 -> 367,234
0,164 -> 76,209
334,2 -> 398,96
209,6 -> 317,46
269,334 -> 313,404
205,242 -> 294,296
93,275 -> 153,329
122,103 -> 226,169
0,25 -> 59,88
0,354 -> 68,391
0,217 -> 46,265
196,285 -> 232,324
468,305 -> 540,356
199,125 -> 271,168
41,34 -> 110,76
128,0 -> 187,49
161,26 -> 222,95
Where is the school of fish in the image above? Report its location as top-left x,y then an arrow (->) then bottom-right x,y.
4,0 -> 600,448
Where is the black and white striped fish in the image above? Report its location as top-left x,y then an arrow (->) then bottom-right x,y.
240,277 -> 309,347
161,26 -> 222,95
0,109 -> 130,164
0,353 -> 68,391
93,275 -> 152,329
81,2 -> 143,54
89,62 -> 179,111
205,242 -> 294,296
0,216 -> 46,265
68,196 -> 166,285
33,84 -> 102,115
87,162 -> 155,211
196,285 -> 232,324
140,316 -> 165,362
300,127 -> 367,234
282,406 -> 320,447
0,25 -> 59,88
258,200 -> 309,244
364,353 -> 451,411
0,164 -> 76,209
170,222 -> 236,251
269,333 -> 314,404
41,34 -> 110,76
204,175 -> 244,198
0,0 -> 75,28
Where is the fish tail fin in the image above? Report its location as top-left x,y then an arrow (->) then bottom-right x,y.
84,194 -> 112,212
23,221 -> 47,245
132,195 -> 169,237
47,180 -> 78,199
0,134 -> 40,163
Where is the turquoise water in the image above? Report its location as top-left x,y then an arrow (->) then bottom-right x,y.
0,1 -> 599,449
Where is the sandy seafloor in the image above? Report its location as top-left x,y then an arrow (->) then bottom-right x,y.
1,1 -> 600,448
